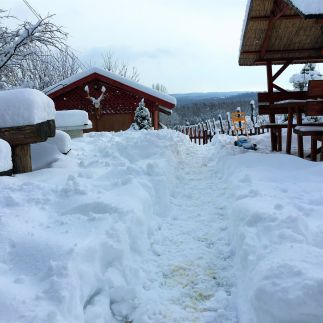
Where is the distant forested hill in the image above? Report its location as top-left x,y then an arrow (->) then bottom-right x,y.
161,92 -> 257,127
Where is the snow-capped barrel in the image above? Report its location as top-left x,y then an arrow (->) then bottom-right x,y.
0,88 -> 56,174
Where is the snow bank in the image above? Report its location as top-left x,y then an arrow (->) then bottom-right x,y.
47,130 -> 72,154
0,139 -> 12,172
210,136 -> 323,323
0,89 -> 55,128
31,131 -> 72,170
56,110 -> 91,128
0,129 -> 189,323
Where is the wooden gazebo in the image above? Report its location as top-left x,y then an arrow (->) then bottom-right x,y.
239,0 -> 323,152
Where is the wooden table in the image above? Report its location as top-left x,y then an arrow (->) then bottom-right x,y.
0,120 -> 55,174
260,100 -> 323,154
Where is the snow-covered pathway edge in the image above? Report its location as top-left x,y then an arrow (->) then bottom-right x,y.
211,138 -> 323,323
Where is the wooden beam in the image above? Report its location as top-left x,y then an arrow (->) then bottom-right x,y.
260,0 -> 290,58
250,14 -> 301,22
255,55 -> 323,65
273,83 -> 288,93
242,48 -> 323,55
273,61 -> 292,81
266,62 -> 274,93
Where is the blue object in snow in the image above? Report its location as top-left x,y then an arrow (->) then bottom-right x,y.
234,138 -> 257,151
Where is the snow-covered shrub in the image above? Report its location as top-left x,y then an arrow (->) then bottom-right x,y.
289,63 -> 322,91
131,99 -> 152,130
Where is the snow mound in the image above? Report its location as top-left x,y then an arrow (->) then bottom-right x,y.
0,139 -> 12,172
0,88 -> 55,128
31,131 -> 72,170
212,141 -> 323,323
56,110 -> 91,128
47,130 -> 72,154
0,130 -> 190,323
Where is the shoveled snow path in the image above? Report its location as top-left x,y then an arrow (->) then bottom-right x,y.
134,144 -> 237,322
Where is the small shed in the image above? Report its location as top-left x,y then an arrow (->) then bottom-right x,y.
44,68 -> 176,132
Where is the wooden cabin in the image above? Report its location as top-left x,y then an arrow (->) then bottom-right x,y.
44,67 -> 176,132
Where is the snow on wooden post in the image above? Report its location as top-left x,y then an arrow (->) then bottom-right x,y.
0,89 -> 56,174
218,115 -> 224,134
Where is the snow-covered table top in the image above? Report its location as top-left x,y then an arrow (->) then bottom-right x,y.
0,89 -> 56,128
295,126 -> 323,132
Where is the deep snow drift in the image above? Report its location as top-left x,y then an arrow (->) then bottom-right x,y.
1,130 -> 323,323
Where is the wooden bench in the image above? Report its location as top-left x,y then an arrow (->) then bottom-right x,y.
0,120 -> 55,174
294,126 -> 323,161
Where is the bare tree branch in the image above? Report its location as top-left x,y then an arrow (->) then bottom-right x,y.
102,50 -> 140,82
0,11 -> 68,71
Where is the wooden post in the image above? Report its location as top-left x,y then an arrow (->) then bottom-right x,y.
311,137 -> 318,161
267,61 -> 278,151
12,144 -> 32,174
286,107 -> 293,154
296,110 -> 304,158
153,109 -> 159,130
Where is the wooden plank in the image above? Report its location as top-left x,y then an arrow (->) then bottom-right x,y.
308,80 -> 323,97
0,120 -> 55,146
258,91 -> 307,104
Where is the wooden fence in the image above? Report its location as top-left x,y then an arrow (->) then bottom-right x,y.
175,118 -> 269,145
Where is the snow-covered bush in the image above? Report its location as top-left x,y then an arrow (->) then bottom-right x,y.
289,63 -> 322,91
131,99 -> 152,130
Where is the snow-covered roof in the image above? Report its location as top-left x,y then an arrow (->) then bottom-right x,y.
44,67 -> 176,107
0,88 -> 56,128
287,0 -> 323,17
239,0 -> 323,66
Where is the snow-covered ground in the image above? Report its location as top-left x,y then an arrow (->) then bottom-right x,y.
1,129 -> 323,323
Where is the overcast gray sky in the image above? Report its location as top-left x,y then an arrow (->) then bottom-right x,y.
3,0 -> 317,93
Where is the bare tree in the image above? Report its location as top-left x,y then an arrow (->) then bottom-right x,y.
0,8 -> 82,90
0,46 -> 82,90
102,51 -> 140,82
0,10 -> 68,72
152,83 -> 168,93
